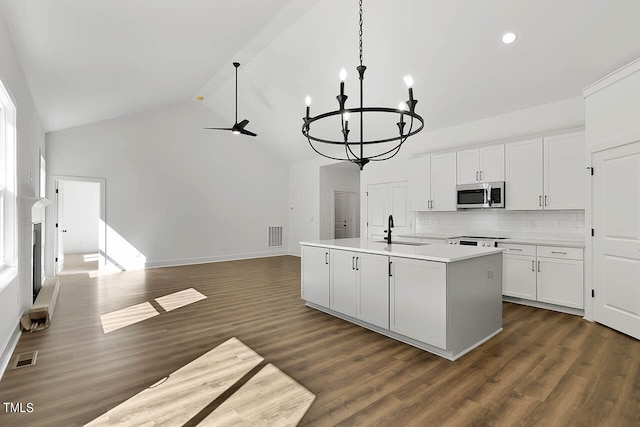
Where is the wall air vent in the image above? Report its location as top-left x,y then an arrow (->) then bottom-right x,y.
268,226 -> 283,247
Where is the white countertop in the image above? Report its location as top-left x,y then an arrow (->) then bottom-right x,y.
397,233 -> 453,240
501,238 -> 585,248
300,238 -> 504,263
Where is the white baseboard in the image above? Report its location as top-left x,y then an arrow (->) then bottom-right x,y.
145,250 -> 289,269
0,322 -> 21,380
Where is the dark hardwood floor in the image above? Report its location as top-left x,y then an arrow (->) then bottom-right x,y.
1,255 -> 639,426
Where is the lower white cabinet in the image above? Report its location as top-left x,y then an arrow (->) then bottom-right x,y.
499,243 -> 584,310
330,249 -> 389,328
389,256 -> 447,349
301,245 -> 330,307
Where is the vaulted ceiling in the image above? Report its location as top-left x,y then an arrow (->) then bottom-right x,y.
2,0 -> 640,164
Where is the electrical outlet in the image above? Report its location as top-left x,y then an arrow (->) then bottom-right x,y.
528,220 -> 535,228
487,269 -> 494,278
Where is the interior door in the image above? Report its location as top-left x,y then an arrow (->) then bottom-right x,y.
55,182 -> 65,274
593,141 -> 640,339
334,191 -> 357,239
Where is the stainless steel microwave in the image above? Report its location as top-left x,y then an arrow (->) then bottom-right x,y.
456,182 -> 505,209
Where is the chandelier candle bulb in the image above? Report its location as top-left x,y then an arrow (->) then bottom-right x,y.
305,95 -> 311,119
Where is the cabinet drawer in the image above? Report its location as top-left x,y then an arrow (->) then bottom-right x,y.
498,243 -> 536,256
537,246 -> 583,261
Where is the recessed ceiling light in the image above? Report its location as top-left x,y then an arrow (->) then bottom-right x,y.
502,32 -> 517,44
196,96 -> 204,101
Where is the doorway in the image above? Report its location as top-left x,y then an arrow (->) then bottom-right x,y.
333,190 -> 358,239
49,176 -> 106,277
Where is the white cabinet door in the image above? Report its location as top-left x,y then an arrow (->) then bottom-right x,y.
408,157 -> 431,211
430,152 -> 457,211
389,182 -> 410,229
506,138 -> 544,210
456,148 -> 480,184
367,181 -> 413,237
390,257 -> 447,349
544,132 -> 585,209
357,253 -> 390,328
480,144 -> 505,182
330,249 -> 358,317
301,245 -> 330,307
502,254 -> 537,299
537,257 -> 584,309
367,183 -> 388,230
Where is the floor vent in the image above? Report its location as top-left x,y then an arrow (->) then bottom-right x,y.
12,351 -> 38,369
268,226 -> 283,247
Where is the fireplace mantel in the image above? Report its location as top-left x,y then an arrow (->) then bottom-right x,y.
22,197 -> 52,224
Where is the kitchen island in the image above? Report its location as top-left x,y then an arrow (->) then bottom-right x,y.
300,238 -> 504,361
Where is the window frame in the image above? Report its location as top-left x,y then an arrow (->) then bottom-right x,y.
0,78 -> 18,290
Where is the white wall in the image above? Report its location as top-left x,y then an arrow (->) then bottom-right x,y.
60,180 -> 100,253
0,13 -> 46,375
46,100 -> 289,269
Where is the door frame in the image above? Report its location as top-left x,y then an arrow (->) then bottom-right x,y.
47,175 -> 107,276
331,188 -> 359,239
586,130 -> 640,322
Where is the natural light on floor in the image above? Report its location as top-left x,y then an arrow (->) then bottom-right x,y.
84,337 -> 315,426
155,288 -> 207,312
100,288 -> 207,334
99,302 -> 159,334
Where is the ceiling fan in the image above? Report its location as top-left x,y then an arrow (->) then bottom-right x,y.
204,62 -> 257,137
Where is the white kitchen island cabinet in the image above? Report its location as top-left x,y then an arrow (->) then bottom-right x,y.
301,245 -> 330,307
300,238 -> 504,361
330,249 -> 390,328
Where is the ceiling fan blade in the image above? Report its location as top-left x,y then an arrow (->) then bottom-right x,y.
203,127 -> 233,131
239,129 -> 257,137
237,119 -> 249,129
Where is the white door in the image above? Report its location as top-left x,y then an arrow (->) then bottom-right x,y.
55,182 -> 65,274
593,141 -> 640,339
334,191 -> 357,239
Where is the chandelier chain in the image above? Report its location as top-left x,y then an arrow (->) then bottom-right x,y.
359,0 -> 363,66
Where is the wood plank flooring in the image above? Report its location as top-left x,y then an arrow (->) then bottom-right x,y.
1,255 -> 640,426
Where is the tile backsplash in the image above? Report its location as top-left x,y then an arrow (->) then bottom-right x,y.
415,209 -> 585,242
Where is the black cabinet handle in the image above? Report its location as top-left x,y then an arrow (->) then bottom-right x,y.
388,261 -> 392,277
356,257 -> 359,271
325,252 -> 328,265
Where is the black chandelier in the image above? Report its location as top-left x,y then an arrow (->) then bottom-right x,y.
302,0 -> 424,170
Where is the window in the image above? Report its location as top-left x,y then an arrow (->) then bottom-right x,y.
0,77 -> 17,287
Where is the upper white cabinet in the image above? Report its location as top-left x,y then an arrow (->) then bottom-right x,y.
544,132 -> 585,209
367,181 -> 413,237
505,132 -> 585,210
408,152 -> 457,212
457,145 -> 505,184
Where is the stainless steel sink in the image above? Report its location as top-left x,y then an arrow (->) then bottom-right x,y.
373,240 -> 428,246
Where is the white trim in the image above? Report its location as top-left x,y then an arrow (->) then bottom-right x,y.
583,57 -> 640,98
47,175 -> 106,276
146,250 -> 288,269
589,131 -> 640,154
0,322 -> 21,380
